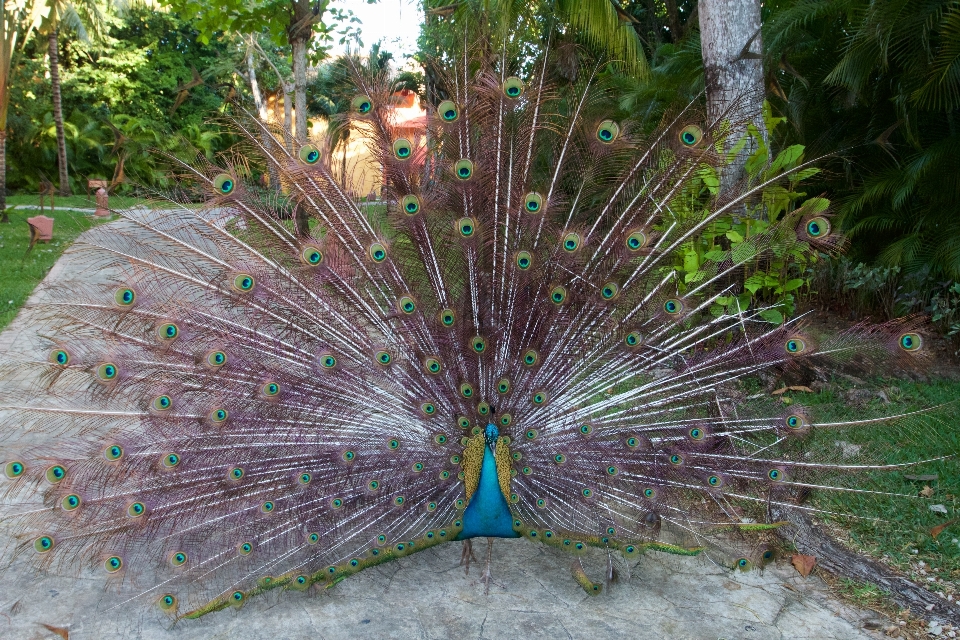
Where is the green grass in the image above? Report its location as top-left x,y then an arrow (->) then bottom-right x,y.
0,209 -> 109,331
6,193 -> 151,210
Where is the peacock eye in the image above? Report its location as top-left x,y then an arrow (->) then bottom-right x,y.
596,119 -> 620,143
454,159 -> 474,180
424,357 -> 442,374
625,331 -> 642,347
785,338 -> 807,354
516,251 -> 533,270
477,402 -> 490,416
401,194 -> 421,215
320,354 -> 337,369
678,124 -> 703,147
805,216 -> 831,238
213,173 -> 235,195
369,242 -> 387,263
206,350 -> 227,367
471,336 -> 486,353
114,287 -> 136,306
663,299 -> 683,314
523,192 -> 543,213
523,349 -> 538,366
440,308 -> 456,326
502,76 -> 524,98
497,378 -> 510,394
351,95 -> 373,114
61,494 -> 81,511
4,461 -> 25,479
300,245 -> 323,266
459,383 -> 474,398
550,286 -> 567,305
562,232 -> 581,252
49,349 -> 70,365
157,323 -> 179,341
211,408 -> 228,423
898,332 -> 922,352
625,230 -> 647,251
152,395 -> 172,411
233,274 -> 255,292
600,282 -> 619,300
298,144 -> 320,164
457,217 -> 476,237
393,138 -> 413,159
499,413 -> 512,426
438,100 -> 459,122
375,350 -> 392,365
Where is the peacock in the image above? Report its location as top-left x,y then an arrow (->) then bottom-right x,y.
0,29 -> 949,626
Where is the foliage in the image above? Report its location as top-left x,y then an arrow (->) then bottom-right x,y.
671,103 -> 824,325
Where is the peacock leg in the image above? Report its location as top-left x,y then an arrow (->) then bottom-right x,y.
480,537 -> 494,595
460,539 -> 478,574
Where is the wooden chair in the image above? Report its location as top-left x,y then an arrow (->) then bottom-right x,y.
26,215 -> 54,250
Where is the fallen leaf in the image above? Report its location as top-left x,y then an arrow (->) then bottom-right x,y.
772,387 -> 788,396
40,624 -> 69,640
789,385 -> 814,393
931,519 -> 957,539
771,385 -> 814,395
904,474 -> 938,482
920,485 -> 935,498
929,504 -> 948,514
791,554 -> 817,577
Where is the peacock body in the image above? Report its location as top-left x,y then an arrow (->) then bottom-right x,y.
0,32 -> 945,624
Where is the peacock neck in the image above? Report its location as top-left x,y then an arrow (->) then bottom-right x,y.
456,431 -> 520,540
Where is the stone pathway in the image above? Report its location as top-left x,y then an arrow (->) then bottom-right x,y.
0,221 -> 888,640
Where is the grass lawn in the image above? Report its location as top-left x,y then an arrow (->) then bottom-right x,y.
0,208 -> 110,331
6,193 -> 153,210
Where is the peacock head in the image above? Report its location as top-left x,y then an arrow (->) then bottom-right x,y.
484,423 -> 499,449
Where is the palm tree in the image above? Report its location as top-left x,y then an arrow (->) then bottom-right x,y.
36,0 -> 103,196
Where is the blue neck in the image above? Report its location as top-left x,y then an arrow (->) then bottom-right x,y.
456,443 -> 519,540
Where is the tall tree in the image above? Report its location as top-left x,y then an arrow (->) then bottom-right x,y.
699,0 -> 765,187
36,0 -> 104,196
1,1 -> 43,221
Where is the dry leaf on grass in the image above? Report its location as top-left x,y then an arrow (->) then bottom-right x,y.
920,485 -> 935,498
931,519 -> 958,539
771,385 -> 814,395
791,554 -> 817,577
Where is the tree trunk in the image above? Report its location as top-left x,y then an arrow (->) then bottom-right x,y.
664,0 -> 682,42
282,85 -> 293,150
48,30 -> 71,196
246,40 -> 281,191
291,35 -> 308,144
0,129 -> 7,223
698,0 -> 765,191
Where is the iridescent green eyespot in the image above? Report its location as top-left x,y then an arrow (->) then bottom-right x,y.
369,242 -> 387,263
438,100 -> 458,122
454,159 -> 474,180
471,336 -> 486,353
4,461 -> 25,479
458,217 -> 476,237
375,350 -> 392,365
436,434 -> 448,444
213,173 -> 234,195
206,350 -> 227,367
230,467 -> 244,480
298,144 -> 320,164
785,338 -> 806,354
424,357 -> 441,374
785,414 -> 807,429
523,349 -> 538,366
625,230 -> 647,251
413,462 -> 424,472
49,349 -> 70,366
663,299 -> 682,314
516,251 -> 533,270
301,245 -> 323,266
239,542 -> 253,554
499,414 -> 512,426
210,408 -> 228,424
521,466 -> 532,475
261,501 -> 275,513
105,444 -> 123,461
458,416 -> 471,429
476,402 -> 490,416
562,232 -> 581,252
553,454 -> 566,464
233,273 -> 255,292
388,439 -> 400,450
524,192 -> 543,213
625,331 -> 641,347
422,403 -> 436,415
643,488 -> 656,498
394,495 -> 405,506
768,468 -> 784,481
93,558 -> 120,579
502,76 -> 524,98
497,378 -> 510,394
367,480 -> 380,491
159,594 -> 177,611
34,535 -> 54,553
342,450 -> 355,462
460,383 -> 474,398
262,381 -> 280,397
606,465 -> 618,476
171,551 -> 187,567
97,362 -> 118,381
806,216 -> 830,238
440,308 -> 456,326
61,494 -> 81,511
532,391 -> 546,405
45,465 -> 66,484
128,502 -> 146,517
299,472 -> 312,485
162,453 -> 180,468
596,119 -> 620,143
626,437 -> 639,448
439,470 -> 450,480
582,488 -> 593,498
308,533 -> 319,544
351,95 -> 373,114
579,424 -> 592,435
157,323 -> 179,341
525,429 -> 538,440
401,194 -> 421,215
707,475 -> 722,487
152,395 -> 172,411
115,287 -> 136,306
679,124 -> 703,147
669,454 -> 683,465
392,138 -> 413,160
550,286 -> 567,305
688,427 -> 704,440
399,295 -> 416,314
320,354 -> 337,369
899,332 -> 922,352
600,282 -> 619,300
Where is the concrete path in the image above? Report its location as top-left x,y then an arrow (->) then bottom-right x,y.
0,221 -> 887,640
